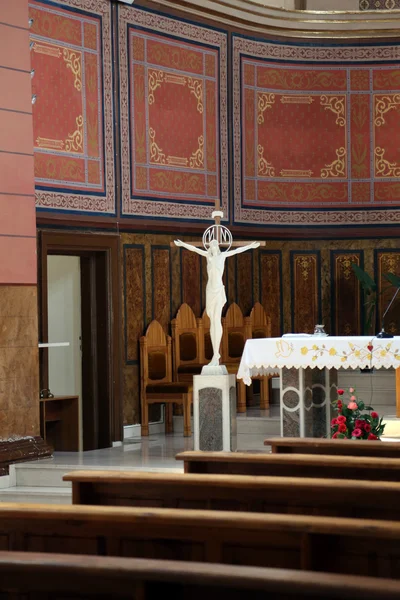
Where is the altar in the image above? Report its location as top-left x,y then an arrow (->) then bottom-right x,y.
237,335 -> 400,438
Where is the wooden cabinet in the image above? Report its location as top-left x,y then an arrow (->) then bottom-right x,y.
40,396 -> 80,452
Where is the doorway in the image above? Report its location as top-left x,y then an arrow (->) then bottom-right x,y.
38,231 -> 122,450
47,256 -> 83,448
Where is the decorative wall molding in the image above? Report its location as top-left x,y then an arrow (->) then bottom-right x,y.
30,0 -> 115,215
360,0 -> 400,9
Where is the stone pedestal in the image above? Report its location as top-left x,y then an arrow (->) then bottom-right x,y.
280,367 -> 337,438
193,373 -> 237,451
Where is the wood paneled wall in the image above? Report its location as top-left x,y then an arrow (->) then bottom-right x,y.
122,233 -> 400,425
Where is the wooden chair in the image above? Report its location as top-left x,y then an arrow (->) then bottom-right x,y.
66,469 -> 400,522
245,302 -> 273,409
200,309 -> 213,364
221,303 -> 247,412
171,303 -> 203,382
140,320 -> 192,437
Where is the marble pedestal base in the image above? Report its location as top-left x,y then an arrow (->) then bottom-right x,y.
193,373 -> 237,452
280,367 -> 337,438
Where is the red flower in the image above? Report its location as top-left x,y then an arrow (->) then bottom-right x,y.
337,389 -> 344,396
351,428 -> 362,438
364,423 -> 371,433
368,433 -> 378,440
338,423 -> 347,433
371,411 -> 379,419
337,415 -> 346,424
332,431 -> 341,439
355,419 -> 365,429
331,418 -> 338,426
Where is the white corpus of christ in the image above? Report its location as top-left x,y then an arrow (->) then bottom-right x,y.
174,237 -> 260,366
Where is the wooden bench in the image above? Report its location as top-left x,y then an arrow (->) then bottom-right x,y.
176,450 -> 400,480
2,503 -> 400,578
65,470 -> 400,521
267,437 -> 400,458
2,551 -> 400,600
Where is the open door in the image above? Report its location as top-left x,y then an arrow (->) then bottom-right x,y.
38,231 -> 122,450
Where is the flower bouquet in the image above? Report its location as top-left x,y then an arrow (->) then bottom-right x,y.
331,387 -> 386,440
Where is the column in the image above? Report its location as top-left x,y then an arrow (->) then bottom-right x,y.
0,0 -> 50,469
280,367 -> 337,438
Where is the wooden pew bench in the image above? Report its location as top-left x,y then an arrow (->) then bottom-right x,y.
2,503 -> 400,578
65,470 -> 400,521
2,551 -> 400,600
267,437 -> 400,458
176,450 -> 400,481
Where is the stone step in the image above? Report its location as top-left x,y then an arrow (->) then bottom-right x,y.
0,486 -> 71,504
12,462 -> 183,488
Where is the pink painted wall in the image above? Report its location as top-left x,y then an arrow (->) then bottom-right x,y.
0,0 -> 36,284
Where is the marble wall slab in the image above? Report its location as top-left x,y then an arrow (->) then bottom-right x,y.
0,285 -> 39,438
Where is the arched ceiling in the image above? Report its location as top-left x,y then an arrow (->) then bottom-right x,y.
152,0 -> 400,38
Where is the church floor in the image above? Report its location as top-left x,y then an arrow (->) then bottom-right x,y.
0,406 -> 278,504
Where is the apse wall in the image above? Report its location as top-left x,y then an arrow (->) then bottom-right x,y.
30,0 -> 400,234
29,0 -> 400,424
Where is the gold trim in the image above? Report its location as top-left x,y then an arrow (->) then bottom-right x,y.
321,147 -> 346,178
280,96 -> 313,105
375,94 -> 400,127
189,135 -> 204,168
149,127 -> 166,165
62,49 -> 82,92
187,77 -> 204,114
280,169 -> 313,177
31,42 -> 61,58
258,144 -> 275,177
167,156 -> 188,166
320,95 -> 346,127
375,146 -> 400,177
35,137 -> 64,150
148,70 -> 164,106
65,115 -> 84,153
258,93 -> 275,125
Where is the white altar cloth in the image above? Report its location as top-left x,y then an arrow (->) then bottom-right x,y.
237,335 -> 400,385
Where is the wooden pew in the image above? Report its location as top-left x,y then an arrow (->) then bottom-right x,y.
176,450 -> 400,480
2,551 -> 400,600
65,470 -> 400,521
2,503 -> 400,578
267,437 -> 400,458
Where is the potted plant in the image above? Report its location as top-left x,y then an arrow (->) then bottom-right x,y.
331,387 -> 386,440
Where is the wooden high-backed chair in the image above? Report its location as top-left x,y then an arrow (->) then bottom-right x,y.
171,303 -> 203,382
245,302 -> 273,409
200,309 -> 213,365
140,320 -> 192,437
221,303 -> 247,413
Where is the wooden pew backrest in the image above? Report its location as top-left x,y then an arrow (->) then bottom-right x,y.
64,469 -> 400,521
176,450 -> 400,481
2,551 -> 400,600
1,503 -> 400,579
267,437 -> 400,458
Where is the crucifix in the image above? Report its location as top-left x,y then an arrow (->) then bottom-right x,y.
173,204 -> 265,368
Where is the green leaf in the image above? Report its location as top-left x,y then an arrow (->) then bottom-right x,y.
352,263 -> 377,291
358,401 -> 365,410
384,272 -> 400,289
